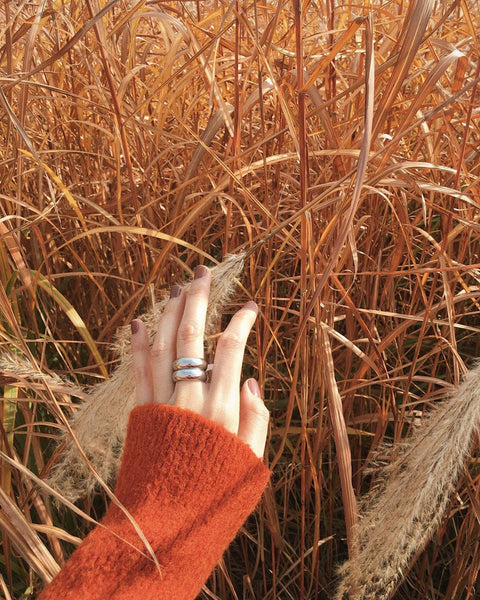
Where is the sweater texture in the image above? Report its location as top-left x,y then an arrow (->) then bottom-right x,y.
39,403 -> 270,599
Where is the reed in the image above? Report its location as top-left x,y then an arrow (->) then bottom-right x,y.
1,1 -> 479,598
336,362 -> 480,599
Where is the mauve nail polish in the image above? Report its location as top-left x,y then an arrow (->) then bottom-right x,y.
194,265 -> 209,279
170,285 -> 181,298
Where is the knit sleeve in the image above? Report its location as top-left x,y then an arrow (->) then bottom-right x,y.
39,404 -> 270,600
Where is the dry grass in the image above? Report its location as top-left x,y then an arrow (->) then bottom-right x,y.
336,361 -> 480,599
1,1 -> 480,598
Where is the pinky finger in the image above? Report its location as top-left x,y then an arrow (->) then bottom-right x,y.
237,379 -> 269,459
131,319 -> 154,406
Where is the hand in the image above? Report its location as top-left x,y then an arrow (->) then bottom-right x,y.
129,265 -> 269,459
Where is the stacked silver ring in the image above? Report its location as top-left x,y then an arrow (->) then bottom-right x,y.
172,357 -> 208,382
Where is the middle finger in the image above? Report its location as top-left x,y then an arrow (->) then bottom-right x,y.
174,265 -> 211,407
176,265 -> 211,358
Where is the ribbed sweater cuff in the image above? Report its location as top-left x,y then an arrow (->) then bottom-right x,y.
38,403 -> 270,600
114,403 -> 270,512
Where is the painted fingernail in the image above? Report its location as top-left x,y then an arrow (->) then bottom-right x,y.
194,265 -> 209,279
244,300 -> 258,311
247,378 -> 261,397
131,320 -> 140,335
170,284 -> 182,298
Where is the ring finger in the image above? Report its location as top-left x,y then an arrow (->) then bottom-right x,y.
207,301 -> 258,432
151,285 -> 185,404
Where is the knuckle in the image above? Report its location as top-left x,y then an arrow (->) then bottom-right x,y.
187,282 -> 207,298
231,310 -> 253,329
178,321 -> 203,344
151,337 -> 168,358
207,404 -> 237,433
249,397 -> 270,421
218,330 -> 244,351
132,362 -> 149,383
163,301 -> 177,316
132,338 -> 149,354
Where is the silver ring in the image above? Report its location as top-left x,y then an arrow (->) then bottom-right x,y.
172,367 -> 207,382
173,357 -> 207,371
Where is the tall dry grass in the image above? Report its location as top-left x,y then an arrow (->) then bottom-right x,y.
1,1 -> 480,598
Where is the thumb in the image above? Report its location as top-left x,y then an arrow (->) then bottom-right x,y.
237,379 -> 269,459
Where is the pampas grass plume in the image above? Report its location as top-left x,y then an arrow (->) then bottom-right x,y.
336,362 -> 480,599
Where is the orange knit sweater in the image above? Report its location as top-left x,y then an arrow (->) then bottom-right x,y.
39,404 -> 270,599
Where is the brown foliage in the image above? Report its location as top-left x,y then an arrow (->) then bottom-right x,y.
1,1 -> 480,598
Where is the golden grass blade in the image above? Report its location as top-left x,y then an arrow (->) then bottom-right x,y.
0,220 -> 33,298
2,0 -> 121,89
0,353 -> 88,401
0,449 -> 162,578
0,385 -> 17,502
0,87 -> 51,189
106,0 -> 148,39
176,76 -> 276,215
320,326 -> 358,556
346,11 -> 375,274
295,12 -> 375,352
178,12 -> 235,137
174,103 -> 234,215
31,524 -> 81,546
0,273 -> 33,359
18,150 -> 89,233
302,17 -> 365,91
0,485 -> 59,583
58,225 -> 218,257
378,48 -> 468,170
0,574 -> 13,600
0,8 -> 54,63
17,0 -> 48,130
28,270 -> 108,379
169,125 -> 281,230
372,0 -> 435,139
460,0 -> 480,54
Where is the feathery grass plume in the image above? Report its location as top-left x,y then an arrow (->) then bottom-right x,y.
46,253 -> 246,502
0,354 -> 87,402
335,362 -> 480,599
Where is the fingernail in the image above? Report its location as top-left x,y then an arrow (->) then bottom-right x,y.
194,265 -> 209,280
244,300 -> 258,312
131,320 -> 140,335
247,378 -> 261,397
170,284 -> 181,298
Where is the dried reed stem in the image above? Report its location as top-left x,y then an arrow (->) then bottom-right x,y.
321,326 -> 359,557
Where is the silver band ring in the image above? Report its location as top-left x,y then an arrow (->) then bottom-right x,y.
173,357 -> 207,371
172,367 -> 207,382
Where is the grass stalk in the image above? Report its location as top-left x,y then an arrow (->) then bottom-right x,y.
1,2 -> 480,597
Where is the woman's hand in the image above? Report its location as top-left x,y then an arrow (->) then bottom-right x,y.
129,265 -> 269,459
